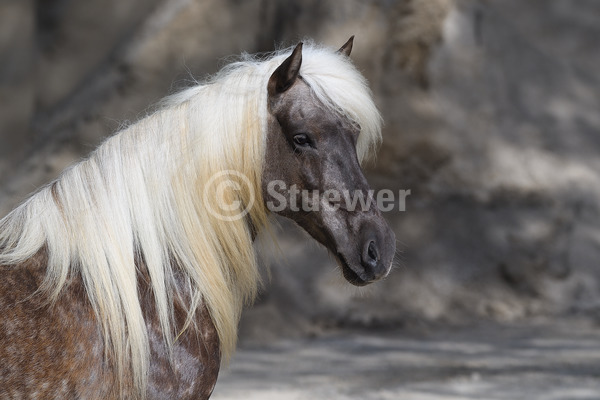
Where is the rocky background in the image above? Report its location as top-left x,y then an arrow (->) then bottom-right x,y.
1,0 -> 599,342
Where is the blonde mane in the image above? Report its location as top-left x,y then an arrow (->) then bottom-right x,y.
0,42 -> 381,397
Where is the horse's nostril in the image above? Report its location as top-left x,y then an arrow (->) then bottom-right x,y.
367,241 -> 378,262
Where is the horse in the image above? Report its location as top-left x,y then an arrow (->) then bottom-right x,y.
0,37 -> 395,399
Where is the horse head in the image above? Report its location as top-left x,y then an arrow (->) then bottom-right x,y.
262,38 -> 396,286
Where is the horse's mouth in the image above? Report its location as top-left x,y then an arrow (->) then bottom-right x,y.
335,253 -> 370,287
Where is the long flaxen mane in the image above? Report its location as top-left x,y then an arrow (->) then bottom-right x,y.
0,42 -> 382,396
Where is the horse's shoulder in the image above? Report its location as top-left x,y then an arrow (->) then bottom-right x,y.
141,266 -> 221,399
0,251 -> 117,398
145,304 -> 220,399
0,253 -> 221,399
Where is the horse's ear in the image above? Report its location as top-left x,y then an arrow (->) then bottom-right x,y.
268,42 -> 303,96
337,36 -> 354,57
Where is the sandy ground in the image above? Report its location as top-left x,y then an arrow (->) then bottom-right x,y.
211,320 -> 600,400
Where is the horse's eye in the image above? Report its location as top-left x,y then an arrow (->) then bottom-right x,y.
293,134 -> 310,147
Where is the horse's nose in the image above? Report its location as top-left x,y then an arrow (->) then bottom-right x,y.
362,240 -> 379,269
360,237 -> 389,282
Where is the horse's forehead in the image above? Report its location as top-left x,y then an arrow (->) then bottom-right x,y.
277,79 -> 352,129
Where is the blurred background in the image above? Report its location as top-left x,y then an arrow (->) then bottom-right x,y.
1,0 -> 600,346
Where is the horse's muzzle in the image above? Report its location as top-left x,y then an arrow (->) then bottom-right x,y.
340,222 -> 396,286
